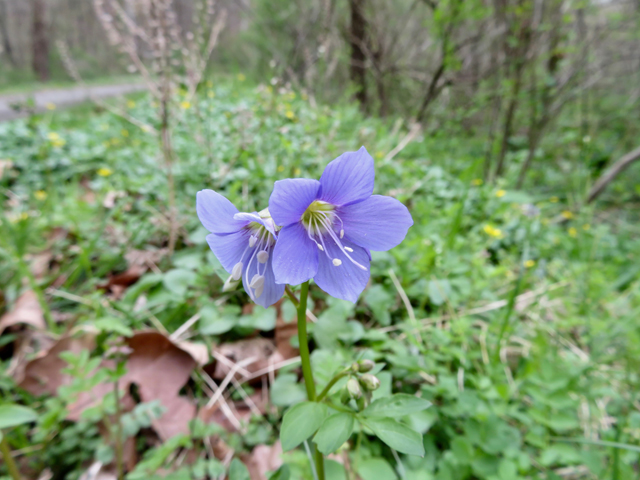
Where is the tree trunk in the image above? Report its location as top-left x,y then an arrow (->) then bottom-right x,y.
31,0 -> 50,82
0,0 -> 16,66
348,0 -> 368,112
494,65 -> 523,179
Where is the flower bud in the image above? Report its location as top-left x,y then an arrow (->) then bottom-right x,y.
360,374 -> 381,391
222,275 -> 241,292
357,359 -> 375,373
346,377 -> 362,399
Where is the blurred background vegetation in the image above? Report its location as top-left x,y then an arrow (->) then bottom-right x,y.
1,0 -> 640,479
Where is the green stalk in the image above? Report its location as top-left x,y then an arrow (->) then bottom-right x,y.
0,433 -> 23,480
295,281 -> 324,480
317,370 -> 350,402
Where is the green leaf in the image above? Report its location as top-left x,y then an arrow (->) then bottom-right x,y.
363,394 -> 431,418
268,464 -> 290,480
163,269 -> 198,296
313,413 -> 355,454
228,458 -> 250,480
270,374 -> 306,407
365,417 -> 425,456
93,317 -> 134,337
357,457 -> 398,480
280,401 -> 327,451
198,305 -> 238,335
0,404 -> 38,429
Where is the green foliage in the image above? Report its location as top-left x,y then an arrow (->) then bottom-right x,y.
0,78 -> 639,479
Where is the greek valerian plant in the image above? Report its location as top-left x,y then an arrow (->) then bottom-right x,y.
197,147 -> 425,480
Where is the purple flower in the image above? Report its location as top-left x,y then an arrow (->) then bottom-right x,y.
268,147 -> 413,302
196,190 -> 285,308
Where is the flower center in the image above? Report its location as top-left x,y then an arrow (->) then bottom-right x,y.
301,201 -> 366,271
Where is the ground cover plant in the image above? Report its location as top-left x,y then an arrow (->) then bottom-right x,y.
0,80 -> 639,480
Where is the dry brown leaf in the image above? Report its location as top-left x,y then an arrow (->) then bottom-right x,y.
16,332 -> 97,396
241,441 -> 283,480
99,249 -> 167,298
211,338 -> 279,381
175,340 -> 209,366
0,291 -> 46,335
124,331 -> 198,440
103,191 -> 125,209
26,251 -> 53,279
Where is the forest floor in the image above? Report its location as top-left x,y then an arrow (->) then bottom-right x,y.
0,82 -> 144,122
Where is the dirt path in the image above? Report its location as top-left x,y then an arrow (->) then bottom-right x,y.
0,83 -> 146,122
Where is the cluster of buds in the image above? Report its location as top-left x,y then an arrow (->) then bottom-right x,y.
340,360 -> 381,410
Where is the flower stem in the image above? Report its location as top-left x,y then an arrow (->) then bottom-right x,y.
295,281 -> 325,480
0,432 -> 23,480
317,370 -> 350,402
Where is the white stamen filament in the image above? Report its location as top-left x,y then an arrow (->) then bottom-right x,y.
257,250 -> 269,263
244,227 -> 270,301
316,213 -> 367,271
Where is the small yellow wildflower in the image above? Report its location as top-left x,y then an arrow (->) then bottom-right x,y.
483,225 -> 503,238
180,101 -> 192,110
121,129 -> 129,137
525,259 -> 536,268
285,110 -> 295,119
98,168 -> 113,177
20,212 -> 29,220
45,103 -> 56,110
550,196 -> 559,203
561,210 -> 573,219
47,132 -> 60,141
496,189 -> 506,198
127,100 -> 136,109
582,224 -> 591,231
35,190 -> 47,200
206,80 -> 213,88
294,168 -> 301,176
277,165 -> 285,173
208,90 -> 215,99
375,151 -> 384,160
568,227 -> 577,238
541,218 -> 549,225
237,73 -> 246,82
288,92 -> 296,100
472,178 -> 483,186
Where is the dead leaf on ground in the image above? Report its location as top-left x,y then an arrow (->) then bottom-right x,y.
0,290 -> 46,335
103,191 -> 126,209
241,441 -> 283,480
16,331 -> 97,396
126,331 -> 198,440
210,338 -> 281,381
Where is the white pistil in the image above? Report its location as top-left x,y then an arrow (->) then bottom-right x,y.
231,262 -> 243,280
317,244 -> 324,251
344,246 -> 353,252
257,250 -> 269,263
332,259 -> 342,266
